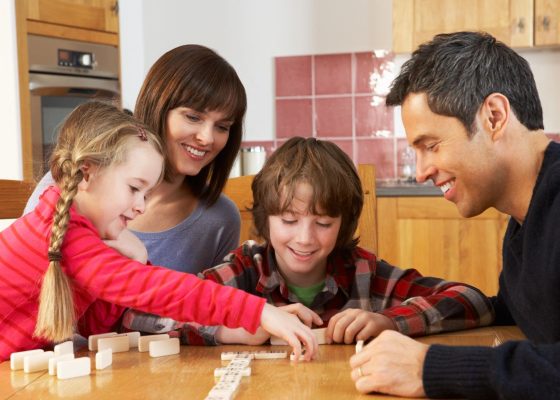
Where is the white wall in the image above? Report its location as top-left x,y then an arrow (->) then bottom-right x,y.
0,0 -> 23,180
119,0 -> 392,141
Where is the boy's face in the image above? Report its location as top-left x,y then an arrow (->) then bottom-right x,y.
74,142 -> 163,240
402,92 -> 505,218
269,182 -> 341,287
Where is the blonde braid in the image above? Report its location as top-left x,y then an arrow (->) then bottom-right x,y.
34,160 -> 83,342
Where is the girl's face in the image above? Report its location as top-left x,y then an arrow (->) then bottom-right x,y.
268,182 -> 341,287
164,107 -> 233,179
74,141 -> 163,240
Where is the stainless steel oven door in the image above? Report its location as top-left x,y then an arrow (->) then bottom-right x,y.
29,73 -> 120,179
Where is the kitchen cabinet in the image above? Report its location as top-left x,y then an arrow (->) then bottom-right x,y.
376,196 -> 509,296
393,0 -> 560,53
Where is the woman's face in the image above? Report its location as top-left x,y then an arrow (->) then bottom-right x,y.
164,107 -> 233,178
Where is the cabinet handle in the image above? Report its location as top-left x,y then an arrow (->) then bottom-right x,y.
514,17 -> 525,33
111,1 -> 119,15
542,15 -> 551,31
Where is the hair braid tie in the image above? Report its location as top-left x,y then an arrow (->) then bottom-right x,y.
48,251 -> 63,262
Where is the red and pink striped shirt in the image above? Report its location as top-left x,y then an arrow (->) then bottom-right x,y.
0,187 -> 265,361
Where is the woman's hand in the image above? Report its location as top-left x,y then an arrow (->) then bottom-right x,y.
259,303 -> 318,361
326,309 -> 396,344
104,229 -> 148,263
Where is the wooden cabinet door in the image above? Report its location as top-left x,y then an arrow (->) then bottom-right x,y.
26,0 -> 119,33
393,0 -> 533,52
535,0 -> 560,45
377,197 -> 509,296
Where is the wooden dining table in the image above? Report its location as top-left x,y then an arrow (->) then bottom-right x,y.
0,326 -> 525,399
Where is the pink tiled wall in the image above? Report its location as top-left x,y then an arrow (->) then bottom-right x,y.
274,51 -> 397,180
241,51 -> 560,181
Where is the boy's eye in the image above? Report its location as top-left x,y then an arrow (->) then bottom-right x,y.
426,142 -> 439,152
317,222 -> 332,228
281,219 -> 297,225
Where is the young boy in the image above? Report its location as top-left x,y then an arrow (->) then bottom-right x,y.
123,136 -> 494,345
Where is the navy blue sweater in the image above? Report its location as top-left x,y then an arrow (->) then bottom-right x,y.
424,141 -> 560,399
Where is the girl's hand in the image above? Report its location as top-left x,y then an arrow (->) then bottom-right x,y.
215,326 -> 271,345
278,303 -> 324,327
326,309 -> 396,344
259,303 -> 318,361
103,229 -> 148,263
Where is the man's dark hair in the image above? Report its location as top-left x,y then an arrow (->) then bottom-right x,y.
386,31 -> 544,135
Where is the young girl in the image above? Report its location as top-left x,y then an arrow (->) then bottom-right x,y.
0,103 -> 317,362
125,137 -> 494,345
24,45 -> 251,336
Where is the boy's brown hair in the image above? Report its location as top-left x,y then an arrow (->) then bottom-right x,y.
251,137 -> 363,251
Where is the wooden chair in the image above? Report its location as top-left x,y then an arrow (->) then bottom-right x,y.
223,164 -> 378,254
0,179 -> 36,219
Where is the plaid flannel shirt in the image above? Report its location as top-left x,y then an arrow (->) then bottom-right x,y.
122,240 -> 494,344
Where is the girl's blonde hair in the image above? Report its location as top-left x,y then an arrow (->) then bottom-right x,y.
34,101 -> 164,342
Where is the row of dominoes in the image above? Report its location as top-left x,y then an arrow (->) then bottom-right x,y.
205,350 -> 288,399
9,331 -> 181,380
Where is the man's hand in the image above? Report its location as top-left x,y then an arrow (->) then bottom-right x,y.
349,330 -> 428,397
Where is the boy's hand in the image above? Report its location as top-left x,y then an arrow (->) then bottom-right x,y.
326,309 -> 396,344
103,229 -> 148,263
215,326 -> 271,345
349,330 -> 427,397
278,303 -> 324,327
260,303 -> 318,361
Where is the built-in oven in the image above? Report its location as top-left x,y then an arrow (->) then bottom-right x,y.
28,34 -> 120,178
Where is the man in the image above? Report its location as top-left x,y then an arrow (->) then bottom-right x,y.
349,31 -> 560,399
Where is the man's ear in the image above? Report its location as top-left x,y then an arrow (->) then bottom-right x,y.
479,93 -> 510,140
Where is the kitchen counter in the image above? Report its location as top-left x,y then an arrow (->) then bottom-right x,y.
376,179 -> 442,197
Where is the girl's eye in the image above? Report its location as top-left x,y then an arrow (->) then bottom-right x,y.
281,219 -> 297,225
129,185 -> 139,193
217,125 -> 231,133
317,222 -> 332,228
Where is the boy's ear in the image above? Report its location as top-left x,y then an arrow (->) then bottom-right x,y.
480,93 -> 510,140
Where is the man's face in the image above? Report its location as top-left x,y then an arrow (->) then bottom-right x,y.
402,93 -> 505,218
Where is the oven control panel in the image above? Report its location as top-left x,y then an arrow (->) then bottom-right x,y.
58,49 -> 94,69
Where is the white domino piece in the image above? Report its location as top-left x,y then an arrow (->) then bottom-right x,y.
57,357 -> 91,380
98,334 -> 130,353
214,366 -> 251,377
253,350 -> 287,359
313,328 -> 327,345
149,338 -> 180,358
227,358 -> 252,368
217,373 -> 242,386
54,341 -> 74,356
48,353 -> 74,375
23,351 -> 54,373
124,331 -> 140,348
138,334 -> 170,352
220,351 -> 254,361
95,348 -> 112,370
208,381 -> 239,399
289,348 -> 306,361
355,340 -> 364,353
10,349 -> 44,370
88,332 -> 117,351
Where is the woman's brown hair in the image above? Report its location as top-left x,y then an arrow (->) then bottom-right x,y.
34,101 -> 163,342
251,137 -> 363,251
134,44 -> 247,205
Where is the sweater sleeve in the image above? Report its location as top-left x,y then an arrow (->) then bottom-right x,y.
62,219 -> 266,335
424,341 -> 560,399
374,260 -> 494,336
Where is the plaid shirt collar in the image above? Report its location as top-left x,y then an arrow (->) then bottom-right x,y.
256,244 -> 355,302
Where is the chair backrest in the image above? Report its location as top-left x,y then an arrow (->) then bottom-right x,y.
0,179 -> 36,219
223,164 -> 378,254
